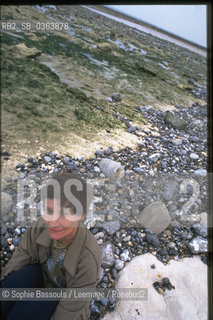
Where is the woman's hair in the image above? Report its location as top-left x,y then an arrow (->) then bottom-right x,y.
41,173 -> 93,215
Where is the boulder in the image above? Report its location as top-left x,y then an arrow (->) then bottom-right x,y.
98,159 -> 124,179
139,201 -> 171,234
11,43 -> 41,58
1,192 -> 13,216
164,111 -> 187,130
103,253 -> 207,320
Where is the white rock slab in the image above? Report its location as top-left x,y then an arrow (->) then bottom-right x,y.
103,253 -> 207,320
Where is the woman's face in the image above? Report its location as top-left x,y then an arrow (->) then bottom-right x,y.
43,198 -> 85,241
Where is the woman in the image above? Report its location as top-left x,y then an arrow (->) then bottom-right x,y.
1,173 -> 102,320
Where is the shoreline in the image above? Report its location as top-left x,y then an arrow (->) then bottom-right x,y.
84,5 -> 207,58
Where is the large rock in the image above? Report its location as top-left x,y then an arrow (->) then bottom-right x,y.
103,253 -> 207,320
164,111 -> 187,130
96,220 -> 120,235
1,192 -> 13,216
139,201 -> 171,234
98,159 -> 124,179
11,43 -> 41,58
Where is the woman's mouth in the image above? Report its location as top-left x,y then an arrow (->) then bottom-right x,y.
49,228 -> 63,233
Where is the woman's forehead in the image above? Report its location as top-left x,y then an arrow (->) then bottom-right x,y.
45,198 -> 72,211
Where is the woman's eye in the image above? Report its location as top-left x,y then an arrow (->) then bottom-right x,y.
46,208 -> 53,215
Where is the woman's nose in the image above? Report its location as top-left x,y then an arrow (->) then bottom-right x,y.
43,212 -> 60,225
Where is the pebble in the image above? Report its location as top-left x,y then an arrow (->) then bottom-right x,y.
114,259 -> 125,271
120,249 -> 132,262
193,169 -> 207,178
190,153 -> 199,160
44,156 -> 52,163
167,242 -> 176,249
13,237 -> 21,246
9,244 -> 15,251
15,228 -> 21,235
94,232 -> 105,240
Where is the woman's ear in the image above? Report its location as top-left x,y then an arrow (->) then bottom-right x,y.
79,213 -> 86,221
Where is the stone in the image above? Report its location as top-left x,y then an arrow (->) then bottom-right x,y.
190,153 -> 199,160
106,97 -> 113,102
146,234 -> 160,247
96,220 -> 120,235
90,300 -> 101,316
15,228 -> 21,235
123,235 -> 131,242
120,249 -> 132,262
94,231 -> 105,240
200,212 -> 207,226
191,223 -> 207,238
44,156 -> 52,163
111,93 -> 122,102
162,182 -> 178,202
1,192 -> 13,216
1,238 -> 8,248
149,153 -> 161,163
94,166 -> 100,173
98,159 -> 124,179
103,254 -> 207,320
114,259 -> 125,271
139,201 -> 171,234
172,138 -> 182,145
95,150 -> 103,157
164,111 -> 187,130
99,267 -> 105,281
10,244 -> 15,251
167,242 -> 176,249
63,156 -> 71,164
100,242 -> 115,268
1,226 -> 7,235
192,119 -> 204,128
188,236 -> 208,254
127,125 -> 137,133
11,43 -> 41,58
145,105 -> 153,111
193,169 -> 207,178
134,167 -> 145,174
13,237 -> 21,246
